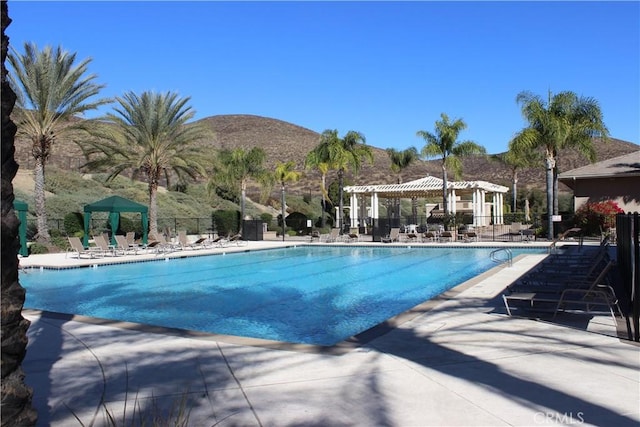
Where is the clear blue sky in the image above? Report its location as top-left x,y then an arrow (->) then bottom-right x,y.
6,1 -> 639,154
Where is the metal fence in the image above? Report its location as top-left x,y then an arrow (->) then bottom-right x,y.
29,212 -> 618,243
616,212 -> 639,342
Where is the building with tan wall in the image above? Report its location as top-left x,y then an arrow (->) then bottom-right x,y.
559,151 -> 640,213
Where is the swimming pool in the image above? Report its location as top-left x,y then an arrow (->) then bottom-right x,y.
21,246 -> 544,346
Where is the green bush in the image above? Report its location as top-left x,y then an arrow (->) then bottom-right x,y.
29,243 -> 49,255
212,210 -> 240,236
64,212 -> 84,235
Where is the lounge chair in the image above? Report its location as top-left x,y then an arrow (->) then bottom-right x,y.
503,260 -> 620,322
115,235 -> 138,255
344,231 -> 360,243
404,232 -> 420,243
178,230 -> 201,250
439,231 -> 453,243
208,235 -> 228,247
517,250 -> 610,289
67,236 -> 103,259
125,231 -> 137,246
465,231 -> 478,242
423,231 -> 437,242
146,233 -> 178,254
228,234 -> 248,246
322,228 -> 340,243
381,228 -> 400,243
93,234 -> 117,256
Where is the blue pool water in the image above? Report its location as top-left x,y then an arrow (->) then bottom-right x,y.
21,246 -> 544,346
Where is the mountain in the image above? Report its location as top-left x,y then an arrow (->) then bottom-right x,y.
13,114 -> 639,195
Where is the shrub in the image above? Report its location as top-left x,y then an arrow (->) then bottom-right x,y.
574,200 -> 624,236
29,243 -> 49,255
212,210 -> 240,236
260,213 -> 273,223
64,212 -> 84,235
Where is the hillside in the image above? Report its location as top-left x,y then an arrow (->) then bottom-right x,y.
13,113 -> 639,197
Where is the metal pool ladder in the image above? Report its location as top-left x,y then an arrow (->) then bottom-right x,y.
490,248 -> 513,267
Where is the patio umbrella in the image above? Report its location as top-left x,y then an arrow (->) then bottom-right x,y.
524,199 -> 531,222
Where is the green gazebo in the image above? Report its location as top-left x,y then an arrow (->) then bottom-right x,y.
13,199 -> 28,257
83,196 -> 148,247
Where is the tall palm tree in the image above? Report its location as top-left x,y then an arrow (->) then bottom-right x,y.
274,161 -> 302,240
417,113 -> 486,224
8,42 -> 109,242
82,91 -> 210,237
310,129 -> 373,232
304,149 -> 331,228
386,147 -> 419,219
207,147 -> 271,233
1,3 -> 38,423
510,90 -> 608,239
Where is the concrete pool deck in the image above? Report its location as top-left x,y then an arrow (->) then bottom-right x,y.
20,241 -> 640,426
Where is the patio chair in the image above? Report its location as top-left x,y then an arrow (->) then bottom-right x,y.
67,236 -> 103,259
115,234 -> 138,255
322,228 -> 340,243
344,231 -> 360,243
178,230 -> 198,250
464,231 -> 479,242
423,231 -> 437,242
503,260 -> 619,321
228,234 -> 248,246
209,235 -> 229,248
125,231 -> 137,246
439,231 -> 453,243
93,234 -> 117,256
146,232 -> 178,254
381,228 -> 400,243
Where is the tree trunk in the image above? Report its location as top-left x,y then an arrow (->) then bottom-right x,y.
148,179 -> 158,237
33,155 -> 49,243
512,171 -> 518,214
338,170 -> 344,233
281,184 -> 286,241
320,174 -> 326,229
1,1 -> 38,423
545,156 -> 555,240
553,165 -> 559,216
240,179 -> 246,234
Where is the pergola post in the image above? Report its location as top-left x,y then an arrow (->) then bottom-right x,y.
350,193 -> 359,228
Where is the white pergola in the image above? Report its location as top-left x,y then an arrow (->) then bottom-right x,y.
343,175 -> 509,227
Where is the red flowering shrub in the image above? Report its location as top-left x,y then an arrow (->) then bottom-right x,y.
574,200 -> 624,236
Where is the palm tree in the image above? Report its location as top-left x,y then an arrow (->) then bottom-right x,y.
417,113 -> 486,225
274,161 -> 302,240
386,147 -> 419,219
1,4 -> 38,423
82,90 -> 210,237
510,90 -> 608,239
492,146 -> 540,214
207,147 -> 271,233
304,150 -> 331,228
8,42 -> 109,242
309,129 -> 373,232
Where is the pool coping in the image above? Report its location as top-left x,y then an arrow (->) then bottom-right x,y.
22,247 -> 544,355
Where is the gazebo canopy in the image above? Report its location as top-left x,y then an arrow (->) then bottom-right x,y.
343,175 -> 509,228
344,175 -> 509,198
83,196 -> 148,246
